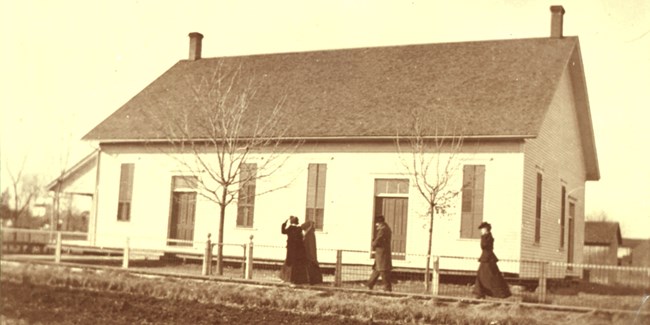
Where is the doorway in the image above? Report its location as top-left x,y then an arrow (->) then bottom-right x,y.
168,176 -> 197,246
373,179 -> 409,260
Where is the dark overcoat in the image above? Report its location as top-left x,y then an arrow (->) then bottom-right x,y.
280,221 -> 309,284
478,232 -> 499,262
372,222 -> 392,271
281,222 -> 306,266
301,220 -> 323,284
474,232 -> 511,298
301,221 -> 318,263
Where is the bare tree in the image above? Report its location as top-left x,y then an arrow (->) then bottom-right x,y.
152,61 -> 298,275
5,156 -> 42,226
1,189 -> 12,221
396,110 -> 465,292
586,210 -> 609,222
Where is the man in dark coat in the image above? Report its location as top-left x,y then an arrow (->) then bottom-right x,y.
367,215 -> 392,292
280,216 -> 309,284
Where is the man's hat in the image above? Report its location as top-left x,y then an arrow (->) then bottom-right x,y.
375,215 -> 385,223
478,221 -> 492,230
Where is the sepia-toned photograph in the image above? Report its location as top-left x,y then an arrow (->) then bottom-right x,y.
1,1 -> 649,324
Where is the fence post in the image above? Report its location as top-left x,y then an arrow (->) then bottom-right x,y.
431,256 -> 440,295
245,235 -> 254,280
202,233 -> 212,276
122,237 -> 130,269
54,232 -> 62,263
538,261 -> 548,303
334,250 -> 343,287
242,244 -> 247,279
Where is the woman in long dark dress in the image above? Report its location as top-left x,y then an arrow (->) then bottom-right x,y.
301,220 -> 323,284
474,222 -> 511,299
280,216 -> 309,284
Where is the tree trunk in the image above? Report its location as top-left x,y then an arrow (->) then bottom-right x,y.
54,183 -> 61,230
424,205 -> 435,292
12,192 -> 19,226
216,188 -> 228,275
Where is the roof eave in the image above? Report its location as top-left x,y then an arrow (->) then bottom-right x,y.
89,134 -> 536,145
569,40 -> 601,181
45,149 -> 99,191
584,242 -> 611,246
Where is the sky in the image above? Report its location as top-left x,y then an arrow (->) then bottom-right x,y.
1,0 -> 648,237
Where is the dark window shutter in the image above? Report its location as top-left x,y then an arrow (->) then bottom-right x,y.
473,166 -> 486,234
117,164 -> 135,221
305,164 -> 326,230
560,186 -> 566,248
534,173 -> 543,243
460,165 -> 485,238
316,165 -> 327,209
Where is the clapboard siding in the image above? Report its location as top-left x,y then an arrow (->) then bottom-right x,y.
521,64 -> 587,276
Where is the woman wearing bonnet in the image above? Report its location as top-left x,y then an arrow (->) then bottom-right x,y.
280,216 -> 309,284
473,221 -> 511,299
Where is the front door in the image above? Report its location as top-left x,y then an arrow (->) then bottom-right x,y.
374,197 -> 408,260
372,179 -> 409,260
169,192 -> 196,245
168,176 -> 198,246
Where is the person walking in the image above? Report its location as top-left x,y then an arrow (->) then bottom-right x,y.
301,220 -> 323,284
280,216 -> 309,284
473,221 -> 511,299
367,215 -> 392,292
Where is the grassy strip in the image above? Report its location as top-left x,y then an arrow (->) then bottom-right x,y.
1,262 -> 646,325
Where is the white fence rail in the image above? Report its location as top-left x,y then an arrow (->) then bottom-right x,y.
2,228 -> 649,312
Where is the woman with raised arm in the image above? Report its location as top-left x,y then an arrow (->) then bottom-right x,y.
279,216 -> 309,284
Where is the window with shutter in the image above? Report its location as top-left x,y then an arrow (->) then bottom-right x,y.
560,186 -> 566,248
534,173 -> 543,243
305,163 -> 327,230
460,165 -> 485,238
117,163 -> 134,221
236,164 -> 257,228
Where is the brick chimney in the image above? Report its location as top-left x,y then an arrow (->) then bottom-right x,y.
550,5 -> 565,38
188,32 -> 203,61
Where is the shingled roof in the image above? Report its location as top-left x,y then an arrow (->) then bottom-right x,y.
621,238 -> 648,249
585,221 -> 623,246
83,36 -> 582,142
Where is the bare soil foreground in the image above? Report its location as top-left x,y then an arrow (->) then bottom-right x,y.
1,281 -> 365,325
1,262 -> 648,324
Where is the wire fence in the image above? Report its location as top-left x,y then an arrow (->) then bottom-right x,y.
2,228 -> 649,312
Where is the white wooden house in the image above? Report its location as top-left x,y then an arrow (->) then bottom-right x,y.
70,6 -> 599,276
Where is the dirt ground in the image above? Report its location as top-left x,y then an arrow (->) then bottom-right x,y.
0,281 -> 370,325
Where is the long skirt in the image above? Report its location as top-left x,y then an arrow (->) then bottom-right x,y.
279,262 -> 309,284
306,261 -> 323,285
473,261 -> 511,298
